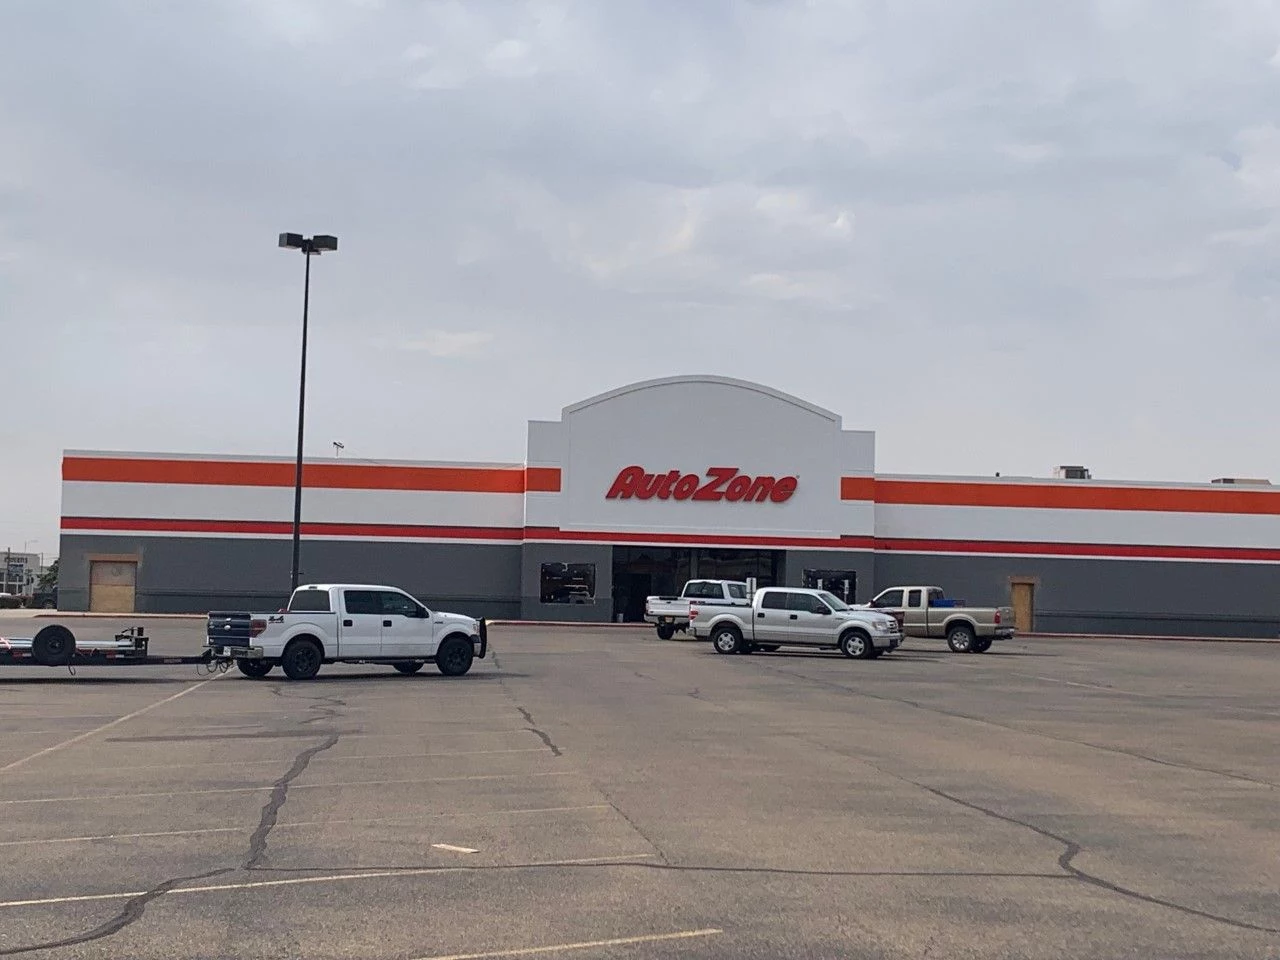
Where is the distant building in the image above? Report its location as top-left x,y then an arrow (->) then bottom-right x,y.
1,552 -> 41,597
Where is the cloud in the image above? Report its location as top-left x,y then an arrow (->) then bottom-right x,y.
6,0 -> 1280,554
382,331 -> 495,358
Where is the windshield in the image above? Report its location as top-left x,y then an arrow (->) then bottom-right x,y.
817,590 -> 850,611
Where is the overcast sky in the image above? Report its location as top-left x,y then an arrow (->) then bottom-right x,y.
4,0 -> 1280,557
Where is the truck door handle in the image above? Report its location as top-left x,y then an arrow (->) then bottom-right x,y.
383,619 -> 392,627
757,612 -> 765,618
343,619 -> 353,627
789,614 -> 798,620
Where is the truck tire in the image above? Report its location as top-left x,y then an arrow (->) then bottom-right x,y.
394,661 -> 425,675
946,624 -> 976,653
31,625 -> 76,667
839,630 -> 873,660
436,635 -> 474,676
972,637 -> 993,653
236,659 -> 273,678
281,638 -> 323,680
711,625 -> 742,655
656,623 -> 675,641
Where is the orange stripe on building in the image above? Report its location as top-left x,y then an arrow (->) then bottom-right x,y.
524,467 -> 562,492
838,477 -> 1280,515
63,456 -> 560,495
839,476 -> 876,501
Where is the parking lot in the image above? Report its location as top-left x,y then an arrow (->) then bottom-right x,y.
0,617 -> 1276,958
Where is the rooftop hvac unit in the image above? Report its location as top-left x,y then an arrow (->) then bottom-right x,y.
1053,465 -> 1092,480
1210,477 -> 1272,485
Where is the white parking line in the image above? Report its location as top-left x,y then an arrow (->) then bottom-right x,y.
432,843 -> 479,854
101,748 -> 549,773
409,928 -> 724,960
0,853 -> 658,909
0,677 -> 224,775
0,770 -> 577,805
0,804 -> 612,847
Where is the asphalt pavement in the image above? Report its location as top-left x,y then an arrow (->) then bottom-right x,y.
0,616 -> 1277,959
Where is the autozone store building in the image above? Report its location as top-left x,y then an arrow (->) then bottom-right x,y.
59,376 -> 1280,637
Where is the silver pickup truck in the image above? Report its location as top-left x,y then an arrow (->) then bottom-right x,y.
690,587 -> 902,659
865,585 -> 1014,653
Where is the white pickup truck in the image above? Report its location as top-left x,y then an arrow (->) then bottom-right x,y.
644,579 -> 750,640
206,583 -> 487,680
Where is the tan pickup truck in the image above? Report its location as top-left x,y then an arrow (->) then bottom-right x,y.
864,585 -> 1014,653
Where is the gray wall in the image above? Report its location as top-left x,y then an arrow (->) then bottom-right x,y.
519,542 -> 614,622
780,550 -> 876,599
59,535 -> 522,619
874,553 -> 1280,638
59,533 -> 1280,637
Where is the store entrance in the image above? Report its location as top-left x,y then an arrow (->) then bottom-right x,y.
611,547 -> 782,622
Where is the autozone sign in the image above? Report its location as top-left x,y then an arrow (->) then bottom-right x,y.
605,466 -> 798,503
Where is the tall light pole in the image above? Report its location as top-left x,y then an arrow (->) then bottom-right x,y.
278,233 -> 338,592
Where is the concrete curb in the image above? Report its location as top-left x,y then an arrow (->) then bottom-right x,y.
1023,631 -> 1280,644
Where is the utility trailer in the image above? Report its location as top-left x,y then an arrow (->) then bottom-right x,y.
0,624 -> 217,672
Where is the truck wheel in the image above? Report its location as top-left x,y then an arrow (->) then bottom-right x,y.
656,624 -> 675,641
394,661 -> 425,675
946,624 -> 976,653
236,659 -> 273,678
31,625 -> 76,666
436,636 -> 474,676
281,638 -> 323,680
839,630 -> 872,660
972,637 -> 993,653
711,626 -> 742,655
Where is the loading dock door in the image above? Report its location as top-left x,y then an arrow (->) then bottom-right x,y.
90,561 -> 138,613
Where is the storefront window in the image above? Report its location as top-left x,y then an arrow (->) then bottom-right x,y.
540,563 -> 597,604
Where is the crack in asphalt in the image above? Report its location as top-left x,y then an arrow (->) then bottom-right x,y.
0,866 -> 234,956
909,780 -> 1280,935
513,703 -> 562,757
730,657 -> 1280,935
243,734 -> 340,869
752,659 -> 1280,790
0,688 -> 343,955
525,727 -> 562,757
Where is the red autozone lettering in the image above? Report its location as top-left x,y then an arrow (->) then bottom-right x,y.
605,466 -> 797,503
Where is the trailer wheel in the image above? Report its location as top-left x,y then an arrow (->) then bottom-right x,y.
436,636 -> 474,676
236,659 -> 273,679
32,625 -> 76,666
394,661 -> 425,675
655,623 -> 675,641
281,638 -> 323,680
946,624 -> 976,653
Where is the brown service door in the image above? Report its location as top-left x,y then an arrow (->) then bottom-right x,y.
89,561 -> 138,613
1010,582 -> 1035,633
